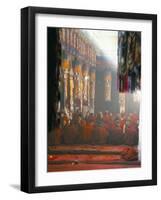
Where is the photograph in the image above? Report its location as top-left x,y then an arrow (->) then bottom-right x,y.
21,6 -> 157,193
47,27 -> 141,172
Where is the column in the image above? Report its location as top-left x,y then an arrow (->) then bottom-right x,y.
89,68 -> 96,113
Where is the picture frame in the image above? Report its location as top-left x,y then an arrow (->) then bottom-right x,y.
21,6 -> 157,193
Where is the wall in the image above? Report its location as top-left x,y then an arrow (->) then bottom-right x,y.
0,0 -> 160,199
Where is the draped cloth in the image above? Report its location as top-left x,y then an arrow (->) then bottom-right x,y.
118,31 -> 141,93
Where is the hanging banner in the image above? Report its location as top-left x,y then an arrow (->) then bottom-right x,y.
104,73 -> 112,101
118,31 -> 141,92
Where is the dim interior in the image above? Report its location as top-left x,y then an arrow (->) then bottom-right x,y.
47,27 -> 141,172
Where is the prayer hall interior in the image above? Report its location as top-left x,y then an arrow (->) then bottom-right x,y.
47,27 -> 141,172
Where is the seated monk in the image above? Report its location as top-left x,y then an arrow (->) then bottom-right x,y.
78,119 -> 86,144
121,146 -> 138,161
103,112 -> 110,130
63,121 -> 79,144
95,126 -> 109,144
48,127 -> 62,145
108,120 -> 115,131
75,117 -> 87,144
81,120 -> 94,144
103,111 -> 110,121
53,127 -> 62,145
87,113 -> 96,123
130,113 -> 139,123
103,122 -> 109,130
92,113 -> 109,144
92,121 -> 109,145
109,121 -> 124,145
124,122 -> 138,145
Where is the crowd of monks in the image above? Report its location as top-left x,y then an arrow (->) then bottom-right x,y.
48,111 -> 139,146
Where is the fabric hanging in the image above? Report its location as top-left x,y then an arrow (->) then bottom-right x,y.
118,31 -> 141,93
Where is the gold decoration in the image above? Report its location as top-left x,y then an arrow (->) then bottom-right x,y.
74,65 -> 82,74
62,59 -> 70,70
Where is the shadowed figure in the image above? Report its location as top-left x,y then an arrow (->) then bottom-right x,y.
48,111 -> 139,146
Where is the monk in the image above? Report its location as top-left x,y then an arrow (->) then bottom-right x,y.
82,119 -> 94,144
93,112 -> 109,145
109,119 -> 124,145
121,146 -> 138,161
63,119 -> 79,144
124,120 -> 138,145
48,123 -> 62,146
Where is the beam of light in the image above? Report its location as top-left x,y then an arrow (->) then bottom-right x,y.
82,30 -> 118,68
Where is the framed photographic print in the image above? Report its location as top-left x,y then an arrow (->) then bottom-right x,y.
21,6 -> 157,193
